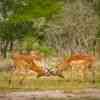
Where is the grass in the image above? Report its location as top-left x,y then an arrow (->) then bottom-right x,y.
0,71 -> 100,92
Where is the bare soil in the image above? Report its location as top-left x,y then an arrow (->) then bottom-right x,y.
0,88 -> 100,100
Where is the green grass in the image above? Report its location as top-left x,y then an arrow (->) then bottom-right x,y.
0,71 -> 100,92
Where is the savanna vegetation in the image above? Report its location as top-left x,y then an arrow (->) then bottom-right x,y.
0,0 -> 100,91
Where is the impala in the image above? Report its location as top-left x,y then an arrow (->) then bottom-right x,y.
55,53 -> 96,83
9,51 -> 50,85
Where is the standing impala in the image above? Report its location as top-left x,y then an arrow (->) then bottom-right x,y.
55,53 -> 96,83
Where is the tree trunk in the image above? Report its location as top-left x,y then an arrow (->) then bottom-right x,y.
9,41 -> 13,51
1,40 -> 9,58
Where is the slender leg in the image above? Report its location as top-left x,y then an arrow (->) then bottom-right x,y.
9,70 -> 16,88
71,66 -> 73,82
8,72 -> 12,86
91,66 -> 96,84
19,69 -> 28,85
79,69 -> 84,82
19,75 -> 25,85
8,65 -> 16,87
88,64 -> 95,84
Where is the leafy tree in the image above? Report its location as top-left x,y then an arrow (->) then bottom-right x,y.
0,21 -> 33,57
0,0 -> 63,57
44,0 -> 98,55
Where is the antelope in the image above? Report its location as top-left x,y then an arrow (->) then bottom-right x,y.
9,51 -> 50,85
54,53 -> 96,83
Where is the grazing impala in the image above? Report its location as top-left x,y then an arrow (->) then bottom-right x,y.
54,53 -> 96,83
9,51 -> 49,84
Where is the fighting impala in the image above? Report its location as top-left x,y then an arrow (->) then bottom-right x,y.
52,53 -> 96,83
9,51 -> 50,85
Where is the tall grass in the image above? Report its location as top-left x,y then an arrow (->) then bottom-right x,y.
0,71 -> 100,91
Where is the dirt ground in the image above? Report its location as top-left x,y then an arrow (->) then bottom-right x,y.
0,88 -> 100,100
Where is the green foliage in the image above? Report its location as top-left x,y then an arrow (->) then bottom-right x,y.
38,46 -> 55,56
0,21 -> 33,41
96,29 -> 100,38
0,0 -> 63,57
19,35 -> 37,52
17,34 -> 55,55
9,0 -> 63,22
94,0 -> 100,16
30,42 -> 55,56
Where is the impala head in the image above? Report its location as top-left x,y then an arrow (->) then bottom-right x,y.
47,57 -> 72,78
46,67 -> 64,78
45,67 -> 52,76
36,67 -> 51,77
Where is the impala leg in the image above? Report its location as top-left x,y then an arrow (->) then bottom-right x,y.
19,75 -> 25,85
88,64 -> 95,84
71,66 -> 73,82
92,70 -> 95,84
91,66 -> 96,84
83,70 -> 87,82
19,69 -> 28,85
78,69 -> 84,82
8,65 -> 16,87
8,70 -> 16,88
8,71 -> 12,86
78,65 -> 86,82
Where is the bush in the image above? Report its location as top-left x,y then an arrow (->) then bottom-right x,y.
38,46 -> 55,56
